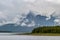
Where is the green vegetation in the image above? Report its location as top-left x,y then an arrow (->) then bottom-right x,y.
32,26 -> 60,33
30,26 -> 60,36
16,26 -> 60,36
30,33 -> 60,36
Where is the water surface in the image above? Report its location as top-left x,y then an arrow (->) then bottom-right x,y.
0,33 -> 60,40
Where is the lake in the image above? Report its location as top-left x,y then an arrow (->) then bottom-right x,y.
0,33 -> 60,40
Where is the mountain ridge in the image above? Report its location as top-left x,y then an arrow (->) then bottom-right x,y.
0,11 -> 56,32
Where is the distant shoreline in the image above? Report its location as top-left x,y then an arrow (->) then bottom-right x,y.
15,33 -> 60,36
0,33 -> 60,36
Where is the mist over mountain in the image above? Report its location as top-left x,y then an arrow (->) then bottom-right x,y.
0,11 -> 56,32
20,11 -> 56,27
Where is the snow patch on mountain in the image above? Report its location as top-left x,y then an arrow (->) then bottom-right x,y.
21,20 -> 35,27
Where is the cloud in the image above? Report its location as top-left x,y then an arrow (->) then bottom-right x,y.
46,0 -> 60,4
21,20 -> 35,27
0,0 -> 55,18
0,0 -> 54,17
54,19 -> 60,25
0,12 -> 7,19
24,0 -> 36,3
0,0 -> 60,26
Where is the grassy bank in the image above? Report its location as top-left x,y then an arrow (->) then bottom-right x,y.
15,33 -> 60,36
30,33 -> 60,36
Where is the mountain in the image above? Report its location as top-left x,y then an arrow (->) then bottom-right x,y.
0,24 -> 34,33
0,11 -> 56,32
25,11 -> 56,26
0,11 -> 56,27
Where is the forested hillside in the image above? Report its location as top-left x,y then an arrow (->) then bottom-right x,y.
32,26 -> 60,33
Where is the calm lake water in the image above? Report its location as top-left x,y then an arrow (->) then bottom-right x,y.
0,33 -> 60,40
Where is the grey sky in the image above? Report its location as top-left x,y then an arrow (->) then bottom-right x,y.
0,0 -> 60,26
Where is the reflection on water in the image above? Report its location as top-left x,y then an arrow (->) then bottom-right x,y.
0,33 -> 60,40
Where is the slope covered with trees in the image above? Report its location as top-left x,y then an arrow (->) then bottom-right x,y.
32,26 -> 60,33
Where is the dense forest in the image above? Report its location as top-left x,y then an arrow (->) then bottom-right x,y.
32,26 -> 60,33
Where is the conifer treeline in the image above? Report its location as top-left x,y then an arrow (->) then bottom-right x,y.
32,26 -> 60,33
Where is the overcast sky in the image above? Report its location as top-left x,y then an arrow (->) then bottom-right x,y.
0,0 -> 60,26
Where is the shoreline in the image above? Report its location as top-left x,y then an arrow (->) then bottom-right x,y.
0,33 -> 60,36
15,33 -> 60,36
